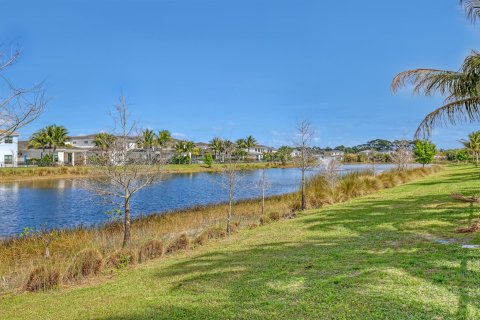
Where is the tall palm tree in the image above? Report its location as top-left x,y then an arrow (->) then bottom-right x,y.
175,140 -> 195,163
29,128 -> 49,153
235,138 -> 247,160
461,131 -> 480,164
140,129 -> 157,160
209,137 -> 223,160
156,129 -> 172,158
245,135 -> 257,149
49,125 -> 68,153
93,132 -> 115,153
392,2 -> 480,138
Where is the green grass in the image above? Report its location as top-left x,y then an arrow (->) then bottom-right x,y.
2,165 -> 480,319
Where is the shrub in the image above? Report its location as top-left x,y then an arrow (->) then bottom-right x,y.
65,248 -> 103,281
107,249 -> 137,269
268,211 -> 281,221
259,215 -> 271,225
25,265 -> 60,292
138,240 -> 164,262
194,226 -> 226,246
166,234 -> 190,254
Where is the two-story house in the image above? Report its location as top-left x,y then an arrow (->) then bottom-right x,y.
0,131 -> 19,167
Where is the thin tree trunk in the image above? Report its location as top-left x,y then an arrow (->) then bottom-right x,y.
227,177 -> 233,234
261,169 -> 265,215
123,196 -> 131,247
301,168 -> 306,210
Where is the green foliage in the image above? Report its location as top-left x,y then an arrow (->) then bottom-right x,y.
456,149 -> 469,162
204,153 -> 213,167
276,146 -> 293,164
461,131 -> 480,163
413,140 -> 437,166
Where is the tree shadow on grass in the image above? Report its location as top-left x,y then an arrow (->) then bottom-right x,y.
98,167 -> 480,319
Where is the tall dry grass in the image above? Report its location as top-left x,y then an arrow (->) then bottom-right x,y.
0,165 -> 442,293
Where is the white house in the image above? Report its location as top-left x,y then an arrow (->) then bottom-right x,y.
0,131 -> 19,167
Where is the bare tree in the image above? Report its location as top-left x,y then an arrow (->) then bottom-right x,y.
257,168 -> 271,215
323,158 -> 340,190
391,140 -> 412,171
87,94 -> 165,247
294,120 -> 317,210
0,45 -> 46,139
216,142 -> 246,234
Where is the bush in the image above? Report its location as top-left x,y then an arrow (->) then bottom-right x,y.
138,240 -> 164,262
194,226 -> 226,246
65,248 -> 103,281
107,249 -> 137,269
166,234 -> 190,254
25,265 -> 60,292
259,215 -> 271,225
268,211 -> 281,221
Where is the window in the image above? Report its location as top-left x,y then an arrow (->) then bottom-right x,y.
84,141 -> 89,144
4,155 -> 12,164
4,136 -> 13,144
73,141 -> 77,145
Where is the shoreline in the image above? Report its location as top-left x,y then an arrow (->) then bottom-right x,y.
0,162 -> 297,183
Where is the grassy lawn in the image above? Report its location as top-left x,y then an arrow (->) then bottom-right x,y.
2,165 -> 480,319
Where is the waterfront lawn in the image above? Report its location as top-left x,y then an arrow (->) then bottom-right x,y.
2,165 -> 480,319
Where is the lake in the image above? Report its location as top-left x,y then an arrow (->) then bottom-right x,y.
0,164 -> 401,237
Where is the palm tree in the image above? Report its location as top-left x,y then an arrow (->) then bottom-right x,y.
174,140 -> 195,163
391,2 -> 480,138
461,131 -> 480,164
29,128 -> 49,154
461,0 -> 480,23
49,125 -> 68,152
93,133 -> 115,153
140,129 -> 157,160
245,135 -> 257,150
156,130 -> 172,158
235,138 -> 247,160
209,137 -> 223,160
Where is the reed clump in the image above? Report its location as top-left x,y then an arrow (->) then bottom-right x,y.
138,240 -> 164,262
0,165 -> 441,293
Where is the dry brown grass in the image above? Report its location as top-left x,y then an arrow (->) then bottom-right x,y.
0,165 -> 442,293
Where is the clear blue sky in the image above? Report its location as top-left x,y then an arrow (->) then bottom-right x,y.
1,0 -> 479,148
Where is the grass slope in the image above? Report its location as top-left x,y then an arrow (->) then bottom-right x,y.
2,165 -> 480,319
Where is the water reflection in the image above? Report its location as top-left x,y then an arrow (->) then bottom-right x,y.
0,164 -> 402,237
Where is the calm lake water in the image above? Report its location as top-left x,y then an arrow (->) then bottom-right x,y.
0,164 -> 401,237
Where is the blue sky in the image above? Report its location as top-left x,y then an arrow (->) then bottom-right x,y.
1,0 -> 479,148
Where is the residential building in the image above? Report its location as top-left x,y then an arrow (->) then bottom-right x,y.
0,131 -> 19,167
246,145 -> 277,161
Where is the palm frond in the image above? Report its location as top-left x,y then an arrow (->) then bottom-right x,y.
391,68 -> 467,96
461,0 -> 480,23
415,97 -> 480,138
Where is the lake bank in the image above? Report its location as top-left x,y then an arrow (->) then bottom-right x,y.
0,164 -> 416,238
0,162 -> 296,183
0,165 -> 441,296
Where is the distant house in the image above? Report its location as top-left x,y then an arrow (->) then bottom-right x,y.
65,134 -> 97,149
246,145 -> 276,161
322,150 -> 344,161
0,131 -> 19,167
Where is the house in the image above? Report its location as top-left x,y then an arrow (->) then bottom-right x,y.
65,134 -> 97,149
246,145 -> 277,161
322,150 -> 345,161
0,131 -> 19,167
